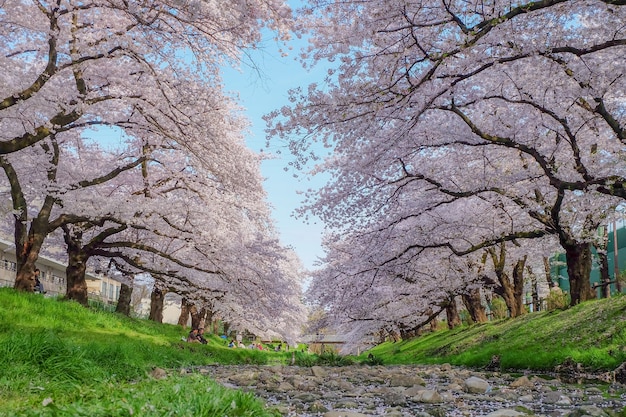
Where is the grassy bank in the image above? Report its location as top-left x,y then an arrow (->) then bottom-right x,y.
362,295 -> 626,371
0,288 -> 288,416
2,289 -> 626,416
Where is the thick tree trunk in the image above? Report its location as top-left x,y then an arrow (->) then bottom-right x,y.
488,244 -> 526,318
206,309 -> 215,334
65,251 -> 89,306
2,153 -> 55,292
116,281 -> 133,316
445,297 -> 462,329
563,241 -> 595,305
212,315 -> 220,335
13,221 -> 47,292
149,288 -> 167,323
191,306 -> 205,330
177,298 -> 191,327
462,288 -> 488,323
511,257 -> 526,315
187,304 -> 198,327
63,226 -> 89,306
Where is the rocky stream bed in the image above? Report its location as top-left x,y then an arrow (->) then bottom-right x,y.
187,363 -> 626,417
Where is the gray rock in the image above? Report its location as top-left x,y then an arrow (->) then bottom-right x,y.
484,410 -> 525,417
413,389 -> 443,403
311,366 -> 327,378
577,405 -> 611,416
389,374 -> 426,387
382,390 -> 407,406
510,375 -> 534,389
274,381 -> 295,392
464,376 -> 491,393
544,390 -> 572,405
309,401 -> 329,413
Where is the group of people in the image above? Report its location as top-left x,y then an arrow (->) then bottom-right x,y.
228,339 -> 247,348
185,329 -> 286,351
186,328 -> 208,344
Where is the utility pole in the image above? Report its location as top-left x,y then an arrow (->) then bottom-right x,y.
614,220 -> 622,293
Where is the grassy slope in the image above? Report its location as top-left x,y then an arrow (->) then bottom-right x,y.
0,288 -> 289,416
2,289 -> 626,415
363,295 -> 626,371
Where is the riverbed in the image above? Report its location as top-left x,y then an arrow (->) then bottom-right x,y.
193,363 -> 626,416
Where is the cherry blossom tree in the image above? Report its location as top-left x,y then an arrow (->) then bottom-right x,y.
269,0 -> 625,315
1,0 -> 294,286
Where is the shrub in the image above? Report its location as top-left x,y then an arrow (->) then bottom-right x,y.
490,297 -> 508,320
292,352 -> 317,367
317,352 -> 354,366
546,288 -> 569,311
363,354 -> 384,366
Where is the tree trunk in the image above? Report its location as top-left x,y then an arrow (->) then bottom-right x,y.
177,298 -> 191,327
191,306 -> 206,330
13,216 -> 48,292
149,287 -> 167,323
2,148 -> 56,292
543,256 -> 555,287
563,241 -> 595,305
398,324 -> 415,340
63,228 -> 89,306
597,250 -> 611,298
594,232 -> 611,298
488,244 -> 525,318
429,315 -> 438,332
511,257 -> 526,315
462,288 -> 488,323
116,280 -> 133,316
528,265 -> 540,312
445,296 -> 462,329
206,309 -> 215,334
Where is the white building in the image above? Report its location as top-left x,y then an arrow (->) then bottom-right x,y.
0,237 -> 120,304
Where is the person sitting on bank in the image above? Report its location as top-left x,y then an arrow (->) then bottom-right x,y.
187,328 -> 201,343
33,269 -> 45,294
197,328 -> 208,345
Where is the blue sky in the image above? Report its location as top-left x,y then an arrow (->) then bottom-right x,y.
222,32 -> 328,271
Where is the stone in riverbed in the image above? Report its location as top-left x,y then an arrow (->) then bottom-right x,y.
464,376 -> 491,393
412,389 -> 444,403
510,375 -> 534,389
388,374 -> 426,387
484,410 -> 525,417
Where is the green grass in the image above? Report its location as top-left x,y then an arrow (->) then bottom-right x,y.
0,288 -> 288,416
361,295 -> 626,371
3,289 -> 626,416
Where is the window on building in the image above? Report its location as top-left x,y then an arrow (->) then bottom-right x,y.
102,281 -> 108,296
3,260 -> 16,271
